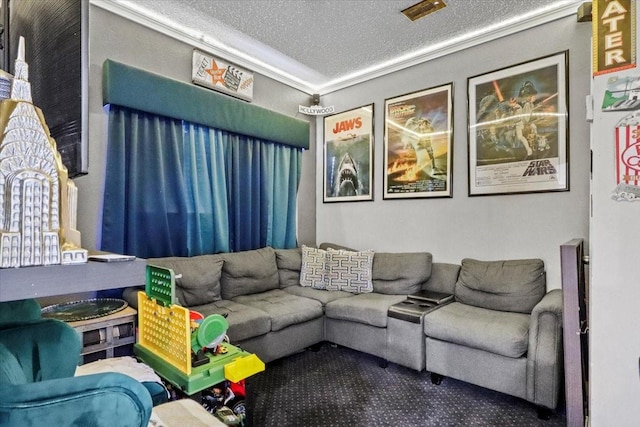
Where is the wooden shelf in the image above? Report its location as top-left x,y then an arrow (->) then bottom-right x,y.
0,258 -> 147,302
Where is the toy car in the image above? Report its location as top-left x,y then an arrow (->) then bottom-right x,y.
215,406 -> 241,425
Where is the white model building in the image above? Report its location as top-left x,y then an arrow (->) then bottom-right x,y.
0,37 -> 87,268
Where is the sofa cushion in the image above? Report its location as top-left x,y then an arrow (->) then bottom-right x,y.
148,255 -> 223,306
282,285 -> 354,307
275,248 -> 302,288
423,302 -> 531,358
233,290 -> 323,332
219,247 -> 280,300
325,293 -> 406,327
371,252 -> 432,294
188,299 -> 271,342
325,248 -> 374,294
455,258 -> 546,313
300,245 -> 328,289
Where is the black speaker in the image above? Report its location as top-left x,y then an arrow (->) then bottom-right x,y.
312,94 -> 320,105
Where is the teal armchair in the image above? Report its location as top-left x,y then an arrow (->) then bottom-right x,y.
0,299 -> 42,326
0,308 -> 153,427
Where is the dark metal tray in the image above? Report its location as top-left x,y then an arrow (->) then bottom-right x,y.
41,298 -> 128,322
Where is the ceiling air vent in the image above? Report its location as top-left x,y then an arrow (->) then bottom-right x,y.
401,0 -> 447,22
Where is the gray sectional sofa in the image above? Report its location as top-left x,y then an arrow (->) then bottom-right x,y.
122,244 -> 563,414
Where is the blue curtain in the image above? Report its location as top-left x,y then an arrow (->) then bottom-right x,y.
101,105 -> 301,257
225,133 -> 301,251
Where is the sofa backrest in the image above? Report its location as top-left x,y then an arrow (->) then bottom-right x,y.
422,262 -> 461,295
148,255 -> 224,307
0,299 -> 42,326
371,252 -> 432,295
454,258 -> 546,313
218,246 -> 280,300
274,247 -> 302,288
318,244 -> 434,295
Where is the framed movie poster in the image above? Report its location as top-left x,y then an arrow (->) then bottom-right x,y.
323,104 -> 374,202
468,51 -> 568,196
384,83 -> 453,199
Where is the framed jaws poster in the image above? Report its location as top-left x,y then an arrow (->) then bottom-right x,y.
467,52 -> 569,196
323,104 -> 374,203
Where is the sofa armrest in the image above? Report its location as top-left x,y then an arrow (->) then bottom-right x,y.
122,286 -> 144,309
526,289 -> 563,409
0,372 -> 152,427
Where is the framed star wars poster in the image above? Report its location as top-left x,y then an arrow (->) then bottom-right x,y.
323,104 -> 374,203
468,51 -> 568,196
192,50 -> 254,101
383,83 -> 453,199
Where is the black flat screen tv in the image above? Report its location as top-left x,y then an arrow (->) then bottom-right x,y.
3,0 -> 88,177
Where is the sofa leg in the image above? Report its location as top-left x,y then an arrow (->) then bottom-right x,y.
430,373 -> 444,385
379,358 -> 388,369
536,406 -> 552,420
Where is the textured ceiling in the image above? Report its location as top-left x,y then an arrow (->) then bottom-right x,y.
109,0 -> 584,93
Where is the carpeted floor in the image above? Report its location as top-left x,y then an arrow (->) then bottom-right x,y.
245,343 -> 566,427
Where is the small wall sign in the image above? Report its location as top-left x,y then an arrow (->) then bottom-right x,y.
298,105 -> 335,115
613,111 -> 640,201
192,50 -> 254,101
593,0 -> 636,76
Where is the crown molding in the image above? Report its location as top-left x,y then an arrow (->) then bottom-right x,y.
91,0 -> 583,96
319,1 -> 583,95
90,0 -> 313,92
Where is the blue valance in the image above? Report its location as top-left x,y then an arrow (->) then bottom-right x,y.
102,59 -> 309,149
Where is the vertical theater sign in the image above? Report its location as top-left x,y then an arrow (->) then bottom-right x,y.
593,0 -> 636,76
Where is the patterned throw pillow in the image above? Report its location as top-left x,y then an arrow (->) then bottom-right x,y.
325,248 -> 374,294
300,245 -> 328,289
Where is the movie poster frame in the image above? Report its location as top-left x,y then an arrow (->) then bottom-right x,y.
322,104 -> 374,203
467,51 -> 569,196
383,83 -> 453,199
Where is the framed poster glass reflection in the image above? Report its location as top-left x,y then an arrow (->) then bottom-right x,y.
468,51 -> 568,196
323,104 -> 374,203
383,83 -> 453,199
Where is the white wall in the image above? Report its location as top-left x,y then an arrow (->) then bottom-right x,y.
316,16 -> 592,291
589,10 -> 640,425
75,5 -> 316,252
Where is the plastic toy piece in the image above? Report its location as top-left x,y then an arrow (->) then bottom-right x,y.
215,406 -> 241,425
145,264 -> 176,306
190,314 -> 229,368
135,340 -> 257,395
137,291 -> 191,374
135,264 -> 265,395
192,314 -> 229,354
224,354 -> 265,383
